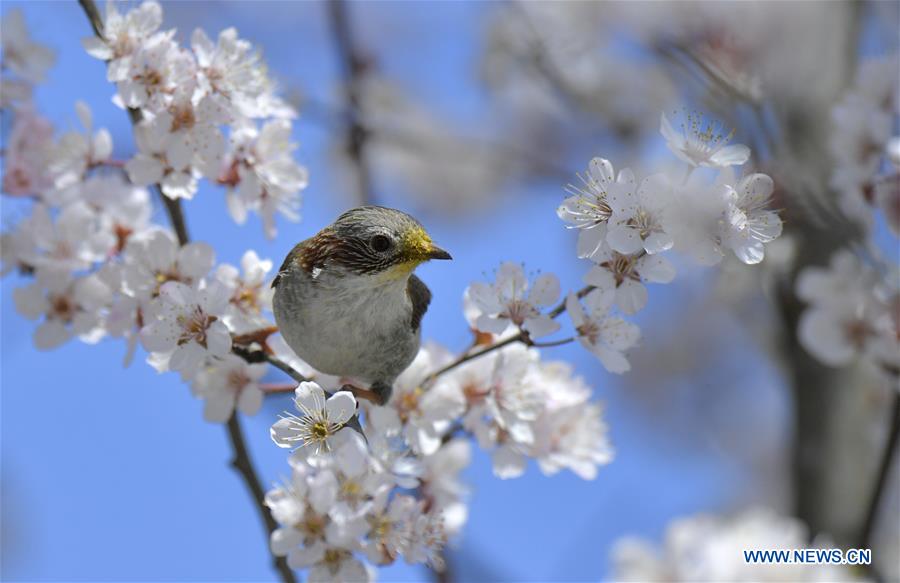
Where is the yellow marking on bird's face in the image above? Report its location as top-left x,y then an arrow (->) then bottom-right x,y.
401,226 -> 434,260
373,227 -> 434,282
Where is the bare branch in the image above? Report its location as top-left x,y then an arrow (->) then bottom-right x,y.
328,0 -> 375,206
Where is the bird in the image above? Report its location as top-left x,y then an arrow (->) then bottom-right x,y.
271,206 -> 451,406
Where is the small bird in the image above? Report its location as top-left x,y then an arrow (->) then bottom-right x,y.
272,206 -> 451,405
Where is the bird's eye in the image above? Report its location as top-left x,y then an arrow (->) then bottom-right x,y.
370,234 -> 392,253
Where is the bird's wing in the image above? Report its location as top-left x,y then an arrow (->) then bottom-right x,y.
271,231 -> 337,288
407,274 -> 432,331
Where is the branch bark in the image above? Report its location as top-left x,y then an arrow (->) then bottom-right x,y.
77,2 -> 296,580
328,0 -> 375,206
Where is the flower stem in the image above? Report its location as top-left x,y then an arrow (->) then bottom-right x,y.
76,2 -> 296,580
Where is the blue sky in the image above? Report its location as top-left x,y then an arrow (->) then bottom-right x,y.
1,2 -> 792,581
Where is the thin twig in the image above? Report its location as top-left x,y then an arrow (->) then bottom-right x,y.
424,285 -> 594,386
530,337 -> 575,348
328,0 -> 375,206
77,3 -> 296,581
857,390 -> 900,553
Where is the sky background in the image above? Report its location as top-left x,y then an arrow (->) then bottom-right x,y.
0,2 -> 827,581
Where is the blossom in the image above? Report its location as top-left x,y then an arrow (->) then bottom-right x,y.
530,360 -> 614,479
14,268 -> 111,350
612,508 -> 856,582
606,172 -> 675,255
557,157 -> 616,258
192,354 -> 267,422
566,291 -> 640,373
721,173 -> 782,265
467,262 -> 561,338
368,343 -> 465,456
3,109 -> 55,198
191,27 -> 291,119
796,251 -> 897,369
271,382 -> 358,454
419,438 -> 471,537
583,243 -> 675,315
1,9 -> 55,97
115,32 -> 194,112
220,119 -> 307,238
48,102 -> 113,189
660,110 -> 750,168
19,203 -> 115,273
120,230 -> 214,302
214,250 -> 274,333
81,1 -> 163,82
139,280 -> 232,377
125,113 -> 199,200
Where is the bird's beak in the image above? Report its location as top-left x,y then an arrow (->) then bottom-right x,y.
426,244 -> 452,261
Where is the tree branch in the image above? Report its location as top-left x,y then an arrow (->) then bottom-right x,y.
857,389 -> 900,552
77,2 -> 296,580
328,0 -> 375,206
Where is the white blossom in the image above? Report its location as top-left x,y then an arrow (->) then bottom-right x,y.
606,171 -> 675,255
1,107 -> 55,196
191,27 -> 291,119
139,280 -> 232,377
612,508 -> 857,582
192,354 -> 267,422
18,202 -> 115,273
214,249 -> 274,333
721,173 -> 783,265
81,1 -> 163,83
371,343 -> 465,456
14,268 -> 111,350
1,9 -> 55,105
660,110 -> 750,168
115,32 -> 194,112
467,262 -> 561,338
48,101 -> 113,189
567,291 -> 640,373
557,157 -> 616,258
120,229 -> 214,302
271,382 -> 358,454
583,242 -> 675,315
220,119 -> 307,238
125,113 -> 199,200
796,250 -> 897,369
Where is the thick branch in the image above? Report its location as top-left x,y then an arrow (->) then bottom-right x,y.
227,414 -> 297,583
328,0 -> 375,206
857,389 -> 900,552
77,2 -> 295,580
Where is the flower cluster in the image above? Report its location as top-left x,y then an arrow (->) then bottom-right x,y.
612,508 -> 857,581
547,111 -> 782,371
1,5 -> 305,420
796,250 -> 898,375
81,0 -> 307,236
263,339 -> 614,579
829,57 -> 899,234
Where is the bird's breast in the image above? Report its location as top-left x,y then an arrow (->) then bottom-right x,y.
272,268 -> 420,383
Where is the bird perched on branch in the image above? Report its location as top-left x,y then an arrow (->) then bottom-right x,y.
272,206 -> 451,405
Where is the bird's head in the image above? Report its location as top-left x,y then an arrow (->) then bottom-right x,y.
323,206 -> 451,280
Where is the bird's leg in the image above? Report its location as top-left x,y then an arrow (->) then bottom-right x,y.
340,383 -> 382,405
370,381 -> 393,406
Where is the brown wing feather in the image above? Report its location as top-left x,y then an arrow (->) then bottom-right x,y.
271,229 -> 339,288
